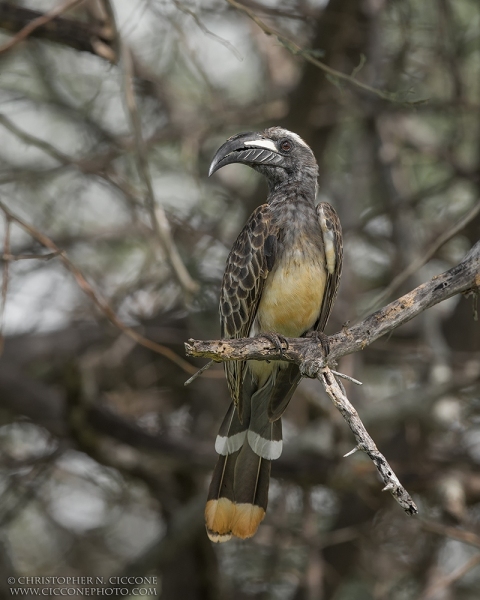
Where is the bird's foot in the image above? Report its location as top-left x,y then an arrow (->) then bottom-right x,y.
300,331 -> 330,378
305,330 -> 330,356
261,332 -> 289,358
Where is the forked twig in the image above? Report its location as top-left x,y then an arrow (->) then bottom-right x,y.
320,367 -> 418,515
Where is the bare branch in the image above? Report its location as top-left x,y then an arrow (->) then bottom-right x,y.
186,241 -> 479,366
0,199 -> 221,377
184,243 -> 479,514
0,1 -> 115,59
119,41 -> 198,297
421,554 -> 480,600
421,520 -> 480,551
320,367 -> 417,515
0,113 -> 72,165
174,0 -> 243,60
0,214 -> 10,355
367,199 -> 480,312
0,0 -> 86,55
1,251 -> 61,262
225,0 -> 426,105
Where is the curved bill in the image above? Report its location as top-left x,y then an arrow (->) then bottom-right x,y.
209,132 -> 284,176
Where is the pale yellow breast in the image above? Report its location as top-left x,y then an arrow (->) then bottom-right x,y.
256,249 -> 327,338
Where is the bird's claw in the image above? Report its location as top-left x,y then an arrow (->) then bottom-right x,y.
299,331 -> 330,378
306,330 -> 330,356
261,332 -> 289,357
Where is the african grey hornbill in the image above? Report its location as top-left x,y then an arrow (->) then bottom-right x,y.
206,127 -> 343,542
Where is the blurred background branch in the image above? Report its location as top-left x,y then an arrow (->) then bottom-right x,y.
0,1 -> 116,58
0,0 -> 86,55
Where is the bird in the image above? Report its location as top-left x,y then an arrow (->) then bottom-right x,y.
205,127 -> 343,542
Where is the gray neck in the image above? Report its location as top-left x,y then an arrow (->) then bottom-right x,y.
267,182 -> 322,252
254,162 -> 318,202
266,174 -> 318,206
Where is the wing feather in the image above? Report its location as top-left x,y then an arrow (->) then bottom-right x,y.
315,202 -> 343,332
220,204 -> 277,418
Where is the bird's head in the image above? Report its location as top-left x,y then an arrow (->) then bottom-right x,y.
209,127 -> 318,193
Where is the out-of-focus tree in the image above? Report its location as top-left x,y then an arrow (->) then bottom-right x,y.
0,1 -> 479,599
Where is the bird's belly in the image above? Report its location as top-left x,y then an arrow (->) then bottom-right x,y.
256,254 -> 327,338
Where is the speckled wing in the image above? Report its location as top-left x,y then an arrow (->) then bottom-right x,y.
315,202 -> 343,332
220,204 -> 277,419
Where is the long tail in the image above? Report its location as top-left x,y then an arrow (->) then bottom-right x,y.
205,375 -> 283,542
205,401 -> 248,542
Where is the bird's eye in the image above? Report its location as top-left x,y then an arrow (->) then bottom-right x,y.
280,139 -> 292,152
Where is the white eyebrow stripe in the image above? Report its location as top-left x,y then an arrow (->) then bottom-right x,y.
287,131 -> 309,149
244,139 -> 278,153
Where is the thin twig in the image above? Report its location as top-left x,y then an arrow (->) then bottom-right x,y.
367,199 -> 480,312
319,367 -> 417,515
421,519 -> 480,551
225,0 -> 426,106
330,370 -> 363,386
184,360 -> 215,386
0,199 -> 221,378
0,215 -> 11,355
0,0 -> 85,55
0,114 -> 72,165
1,251 -> 61,262
119,42 -> 198,296
174,0 -> 243,60
421,554 -> 480,600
